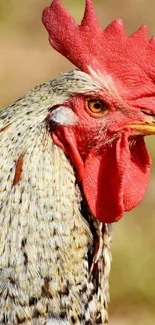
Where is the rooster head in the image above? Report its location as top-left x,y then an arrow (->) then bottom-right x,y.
42,0 -> 155,223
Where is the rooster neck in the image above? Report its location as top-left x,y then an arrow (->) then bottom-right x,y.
80,198 -> 112,324
0,78 -> 111,324
0,139 -> 111,324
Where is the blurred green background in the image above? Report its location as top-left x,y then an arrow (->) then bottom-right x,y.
0,0 -> 155,324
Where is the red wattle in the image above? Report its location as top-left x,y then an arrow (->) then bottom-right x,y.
52,127 -> 151,223
83,134 -> 151,223
120,136 -> 151,212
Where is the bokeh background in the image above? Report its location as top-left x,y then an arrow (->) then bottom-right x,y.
1,0 -> 155,324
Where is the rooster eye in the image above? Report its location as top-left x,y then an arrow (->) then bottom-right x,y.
87,99 -> 108,116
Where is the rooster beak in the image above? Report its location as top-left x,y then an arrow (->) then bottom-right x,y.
126,120 -> 155,135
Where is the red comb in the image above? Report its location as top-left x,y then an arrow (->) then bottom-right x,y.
42,0 -> 101,73
43,0 -> 155,103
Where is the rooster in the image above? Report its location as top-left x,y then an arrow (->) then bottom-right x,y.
1,0 -> 155,324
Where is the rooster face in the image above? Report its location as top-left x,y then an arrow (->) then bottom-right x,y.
43,0 -> 155,223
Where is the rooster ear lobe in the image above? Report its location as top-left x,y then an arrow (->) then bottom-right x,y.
49,107 -> 78,126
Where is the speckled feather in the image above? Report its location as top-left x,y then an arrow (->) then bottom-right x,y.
0,70 -> 111,324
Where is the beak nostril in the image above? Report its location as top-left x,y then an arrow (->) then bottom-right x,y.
141,108 -> 155,117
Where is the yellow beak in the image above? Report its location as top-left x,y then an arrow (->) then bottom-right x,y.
126,121 -> 155,135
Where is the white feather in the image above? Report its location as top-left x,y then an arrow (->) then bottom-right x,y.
88,65 -> 120,98
50,106 -> 79,126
